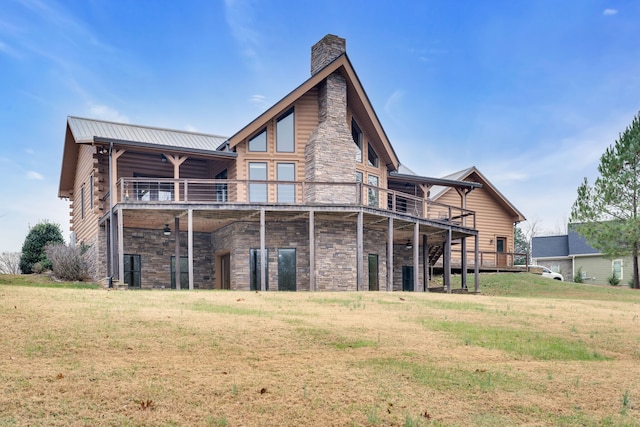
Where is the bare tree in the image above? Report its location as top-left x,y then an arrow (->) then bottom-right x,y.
0,252 -> 21,274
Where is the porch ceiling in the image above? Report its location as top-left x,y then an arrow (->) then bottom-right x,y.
115,206 -> 474,245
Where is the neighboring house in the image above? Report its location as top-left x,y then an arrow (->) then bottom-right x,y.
58,34 -> 486,292
430,167 -> 526,268
532,226 -> 631,285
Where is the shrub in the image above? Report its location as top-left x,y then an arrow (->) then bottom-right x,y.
608,272 -> 620,286
573,267 -> 584,283
45,244 -> 95,282
19,221 -> 64,274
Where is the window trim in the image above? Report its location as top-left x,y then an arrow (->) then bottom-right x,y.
367,143 -> 379,167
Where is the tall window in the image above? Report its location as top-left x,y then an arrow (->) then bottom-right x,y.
80,185 -> 85,219
368,174 -> 379,207
368,254 -> 379,291
278,248 -> 296,291
277,163 -> 295,203
351,118 -> 362,162
171,256 -> 188,289
89,175 -> 94,209
248,129 -> 267,152
367,143 -> 379,167
124,254 -> 141,288
249,162 -> 267,202
276,108 -> 294,152
215,169 -> 228,202
613,259 -> 623,280
250,249 -> 269,291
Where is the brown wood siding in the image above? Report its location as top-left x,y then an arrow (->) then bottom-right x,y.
436,186 -> 516,254
70,145 -> 101,245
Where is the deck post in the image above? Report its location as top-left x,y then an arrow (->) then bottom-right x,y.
175,217 -> 180,290
423,234 -> 429,291
444,227 -> 452,293
474,233 -> 480,292
117,207 -> 124,284
461,237 -> 467,289
260,208 -> 266,291
387,217 -> 393,291
188,208 -> 193,290
357,210 -> 363,291
413,222 -> 419,292
309,209 -> 315,291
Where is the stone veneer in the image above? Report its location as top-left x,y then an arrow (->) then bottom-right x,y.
305,35 -> 357,204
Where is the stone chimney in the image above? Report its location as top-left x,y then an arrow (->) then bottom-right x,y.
305,35 -> 356,204
311,34 -> 346,75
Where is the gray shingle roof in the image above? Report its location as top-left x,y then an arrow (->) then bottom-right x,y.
532,235 -> 569,258
567,226 -> 600,255
67,116 -> 228,152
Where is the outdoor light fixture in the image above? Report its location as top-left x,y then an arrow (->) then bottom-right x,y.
163,224 -> 171,236
98,146 -> 108,155
405,239 -> 412,249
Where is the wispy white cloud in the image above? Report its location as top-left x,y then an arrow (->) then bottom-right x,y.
89,104 -> 130,123
0,40 -> 20,57
184,124 -> 199,133
249,94 -> 269,109
384,90 -> 406,127
224,0 -> 262,62
603,8 -> 618,16
26,171 -> 44,180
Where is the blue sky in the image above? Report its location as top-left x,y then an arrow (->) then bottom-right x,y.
1,0 -> 640,252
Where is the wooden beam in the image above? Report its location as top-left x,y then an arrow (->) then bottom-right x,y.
413,222 -> 419,292
444,227 -> 452,293
117,207 -> 124,284
175,217 -> 180,290
260,208 -> 266,291
387,217 -> 393,291
461,237 -> 467,289
423,233 -> 429,292
309,210 -> 315,292
474,234 -> 480,293
357,211 -> 363,291
188,209 -> 194,290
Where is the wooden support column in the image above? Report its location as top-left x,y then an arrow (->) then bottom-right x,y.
166,155 -> 187,201
423,234 -> 429,291
117,207 -> 124,283
474,233 -> 480,293
357,211 -> 363,291
260,208 -> 266,292
444,227 -> 452,293
188,209 -> 194,290
110,149 -> 125,204
175,217 -> 180,290
309,210 -> 315,292
413,222 -> 419,292
461,237 -> 468,289
387,217 -> 393,291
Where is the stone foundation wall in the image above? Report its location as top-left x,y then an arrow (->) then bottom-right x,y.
123,228 -> 213,289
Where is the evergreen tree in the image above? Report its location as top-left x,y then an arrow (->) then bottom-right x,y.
19,221 -> 64,274
570,112 -> 640,289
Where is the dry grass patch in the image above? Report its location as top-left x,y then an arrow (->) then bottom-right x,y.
1,274 -> 639,426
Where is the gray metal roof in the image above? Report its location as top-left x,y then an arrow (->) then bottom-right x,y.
429,167 -> 474,200
67,116 -> 228,152
532,235 -> 569,258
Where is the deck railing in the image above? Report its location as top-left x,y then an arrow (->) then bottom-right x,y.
110,178 -> 475,226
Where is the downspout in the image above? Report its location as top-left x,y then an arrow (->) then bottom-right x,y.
108,141 -> 114,288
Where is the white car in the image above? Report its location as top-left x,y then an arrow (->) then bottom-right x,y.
530,265 -> 564,281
